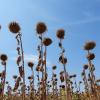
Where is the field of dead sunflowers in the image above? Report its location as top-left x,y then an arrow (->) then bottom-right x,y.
0,22 -> 100,100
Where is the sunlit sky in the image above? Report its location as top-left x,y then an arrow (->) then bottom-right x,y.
0,0 -> 100,91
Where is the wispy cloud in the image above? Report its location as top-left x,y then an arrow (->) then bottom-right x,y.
11,54 -> 52,67
24,54 -> 38,62
67,16 -> 100,26
30,4 -> 100,26
33,8 -> 100,27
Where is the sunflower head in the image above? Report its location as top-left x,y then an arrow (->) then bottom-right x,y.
28,62 -> 34,68
59,56 -> 67,64
60,75 -> 65,82
83,64 -> 88,70
36,22 -> 47,34
0,54 -> 8,61
9,22 -> 20,34
52,65 -> 57,70
87,53 -> 95,61
56,29 -> 65,39
73,74 -> 76,78
6,81 -> 9,84
28,76 -> 32,80
43,37 -> 52,46
13,75 -> 17,79
36,66 -> 40,71
62,85 -> 65,89
84,41 -> 96,50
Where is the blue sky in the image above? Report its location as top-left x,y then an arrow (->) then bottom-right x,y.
0,0 -> 100,91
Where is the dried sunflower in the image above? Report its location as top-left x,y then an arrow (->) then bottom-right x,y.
9,22 -> 20,33
36,22 -> 47,34
13,75 -> 17,79
59,56 -> 67,64
43,37 -> 52,46
28,62 -> 34,68
56,29 -> 65,39
87,53 -> 95,60
84,41 -> 96,50
52,65 -> 57,70
0,54 -> 8,61
83,64 -> 88,70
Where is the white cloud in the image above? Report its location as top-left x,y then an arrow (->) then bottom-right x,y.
11,54 -> 52,67
24,54 -> 38,62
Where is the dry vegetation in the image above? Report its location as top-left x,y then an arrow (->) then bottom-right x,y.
0,22 -> 100,100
